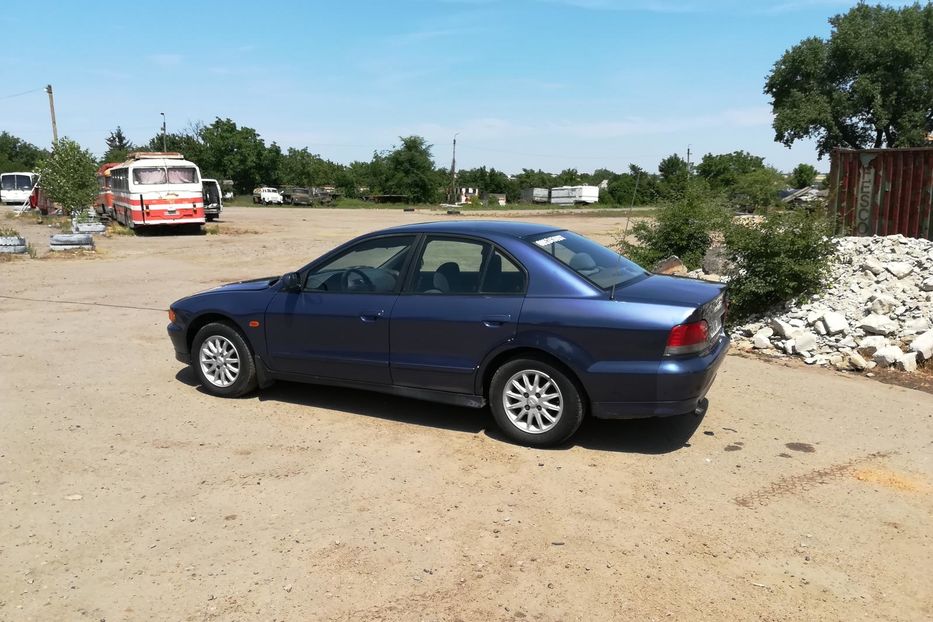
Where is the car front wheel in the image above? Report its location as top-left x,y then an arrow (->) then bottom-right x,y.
192,322 -> 258,397
489,358 -> 584,447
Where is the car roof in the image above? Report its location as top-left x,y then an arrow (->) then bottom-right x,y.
371,220 -> 561,238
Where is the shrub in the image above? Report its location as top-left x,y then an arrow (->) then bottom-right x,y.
37,138 -> 98,217
617,182 -> 729,269
724,208 -> 835,321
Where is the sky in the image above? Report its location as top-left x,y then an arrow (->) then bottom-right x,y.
0,0 -> 910,175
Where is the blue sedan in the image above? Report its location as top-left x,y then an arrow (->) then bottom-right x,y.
167,221 -> 729,447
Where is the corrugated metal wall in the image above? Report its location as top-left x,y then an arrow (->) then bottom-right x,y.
828,147 -> 933,240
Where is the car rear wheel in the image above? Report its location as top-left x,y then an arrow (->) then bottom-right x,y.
489,357 -> 584,447
192,322 -> 257,398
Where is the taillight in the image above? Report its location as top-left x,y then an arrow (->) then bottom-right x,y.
168,308 -> 177,323
665,320 -> 709,356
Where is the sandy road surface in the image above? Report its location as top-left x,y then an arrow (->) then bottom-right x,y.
1,207 -> 931,621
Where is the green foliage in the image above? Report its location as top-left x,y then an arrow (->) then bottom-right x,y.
618,182 -> 729,270
790,163 -> 819,188
457,166 -> 518,202
696,151 -> 765,191
731,167 -> 784,211
0,131 -> 46,172
102,126 -> 133,163
724,210 -> 836,321
37,138 -> 98,217
765,2 -> 933,156
377,136 -> 438,203
657,153 -> 690,198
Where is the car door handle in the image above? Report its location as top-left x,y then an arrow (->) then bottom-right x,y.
482,314 -> 511,327
360,310 -> 384,323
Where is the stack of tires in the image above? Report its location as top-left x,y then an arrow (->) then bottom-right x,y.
49,233 -> 94,251
0,234 -> 27,254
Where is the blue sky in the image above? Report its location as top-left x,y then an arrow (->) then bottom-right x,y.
0,0 -> 905,174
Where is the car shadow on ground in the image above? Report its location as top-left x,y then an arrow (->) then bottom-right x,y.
175,369 -> 704,454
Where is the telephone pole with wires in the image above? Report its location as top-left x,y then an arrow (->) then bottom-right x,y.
45,84 -> 58,144
448,132 -> 459,204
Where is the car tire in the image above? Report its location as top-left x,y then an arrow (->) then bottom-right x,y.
489,357 -> 584,447
191,322 -> 258,398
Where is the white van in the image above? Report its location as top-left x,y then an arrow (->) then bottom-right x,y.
252,187 -> 283,205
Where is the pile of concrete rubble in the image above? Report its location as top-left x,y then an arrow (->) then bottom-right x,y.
730,235 -> 933,373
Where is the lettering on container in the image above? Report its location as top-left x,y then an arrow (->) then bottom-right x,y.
856,166 -> 875,236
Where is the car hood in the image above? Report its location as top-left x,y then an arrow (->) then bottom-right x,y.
617,274 -> 724,307
209,276 -> 280,292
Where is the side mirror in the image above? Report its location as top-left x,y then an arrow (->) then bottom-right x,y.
281,271 -> 301,292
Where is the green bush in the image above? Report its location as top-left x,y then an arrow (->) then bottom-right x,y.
617,182 -> 729,269
724,209 -> 835,321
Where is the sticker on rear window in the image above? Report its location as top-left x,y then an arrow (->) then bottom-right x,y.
535,235 -> 565,247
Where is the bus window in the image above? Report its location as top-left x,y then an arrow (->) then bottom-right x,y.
134,167 -> 167,185
167,167 -> 198,184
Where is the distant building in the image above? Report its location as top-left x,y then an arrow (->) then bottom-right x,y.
456,187 -> 480,204
550,185 -> 600,205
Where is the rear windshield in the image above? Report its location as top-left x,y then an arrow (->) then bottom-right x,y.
527,230 -> 646,290
2,174 -> 34,190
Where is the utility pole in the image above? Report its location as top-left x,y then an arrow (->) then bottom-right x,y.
160,112 -> 167,152
686,145 -> 692,173
449,132 -> 459,204
45,84 -> 58,145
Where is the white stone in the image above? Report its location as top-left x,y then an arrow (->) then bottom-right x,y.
909,330 -> 933,360
870,295 -> 898,315
821,312 -> 849,336
814,320 -> 827,336
920,277 -> 933,292
770,318 -> 796,339
873,346 -> 904,368
859,335 -> 890,349
794,332 -> 818,353
903,318 -> 931,335
859,314 -> 898,335
753,333 -> 772,349
897,352 -> 918,372
885,262 -> 914,279
862,257 -> 885,275
848,352 -> 869,371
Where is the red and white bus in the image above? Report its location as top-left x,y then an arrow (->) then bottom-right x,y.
108,152 -> 205,228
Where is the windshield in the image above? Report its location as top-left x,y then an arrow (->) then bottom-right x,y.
133,166 -> 199,185
527,230 -> 646,290
2,174 -> 34,190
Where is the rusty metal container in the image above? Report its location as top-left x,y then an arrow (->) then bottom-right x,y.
828,147 -> 933,240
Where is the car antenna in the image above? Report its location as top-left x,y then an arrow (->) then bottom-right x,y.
612,171 -> 641,301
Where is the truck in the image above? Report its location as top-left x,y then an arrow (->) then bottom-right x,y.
549,185 -> 600,206
202,178 -> 223,221
252,187 -> 283,205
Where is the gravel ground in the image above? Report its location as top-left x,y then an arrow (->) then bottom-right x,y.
1,206 -> 931,621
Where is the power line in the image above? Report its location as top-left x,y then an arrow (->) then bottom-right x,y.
0,87 -> 45,101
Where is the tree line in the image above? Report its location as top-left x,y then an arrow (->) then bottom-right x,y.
2,123 -> 823,209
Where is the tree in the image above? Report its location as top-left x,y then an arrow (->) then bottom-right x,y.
37,138 -> 98,217
695,151 -> 766,191
196,119 -> 270,193
379,136 -> 438,203
103,126 -> 134,163
790,163 -> 819,188
0,132 -> 46,172
731,167 -> 785,211
658,153 -> 690,197
765,2 -> 933,157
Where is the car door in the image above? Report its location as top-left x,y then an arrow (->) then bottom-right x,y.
389,236 -> 526,394
265,234 -> 416,384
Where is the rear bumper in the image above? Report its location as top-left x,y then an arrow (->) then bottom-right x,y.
591,334 -> 729,420
168,323 -> 190,364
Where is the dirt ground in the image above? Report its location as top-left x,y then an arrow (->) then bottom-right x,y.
1,206 -> 931,622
